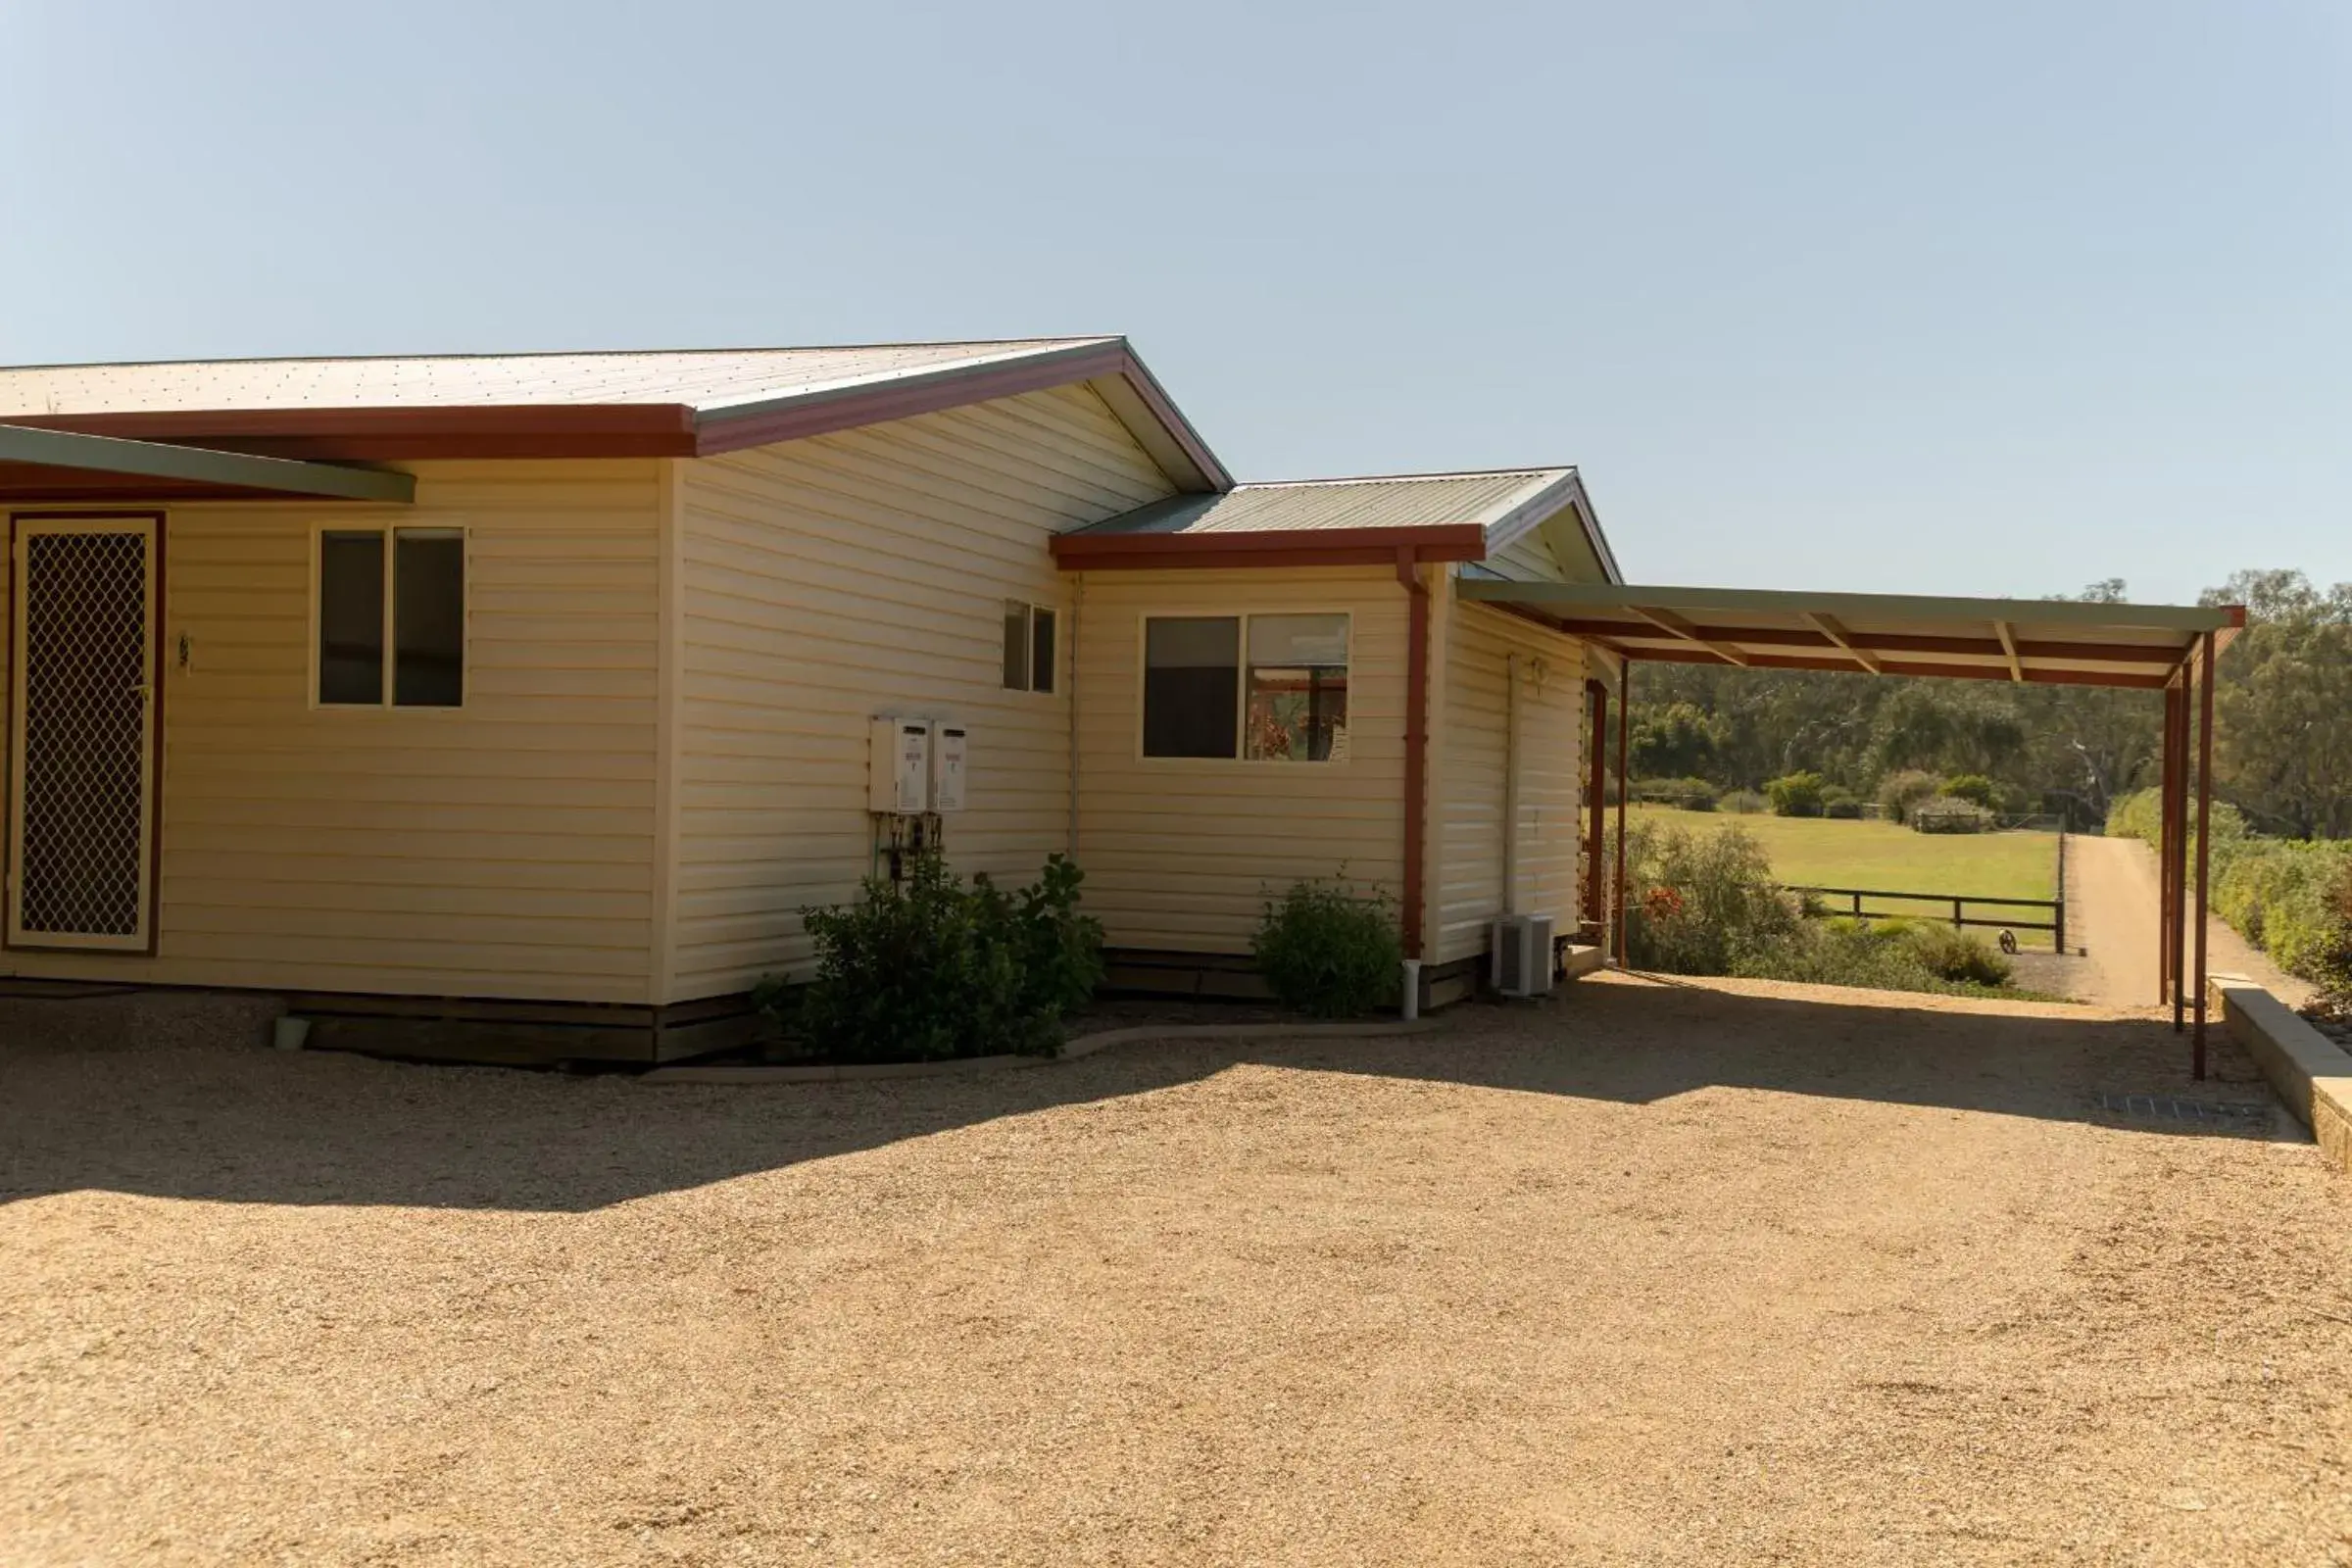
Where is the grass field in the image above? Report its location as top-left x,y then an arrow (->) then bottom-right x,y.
1627,805 -> 2063,945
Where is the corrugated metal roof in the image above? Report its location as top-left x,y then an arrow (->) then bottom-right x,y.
0,338 -> 1116,416
1072,468 -> 1576,537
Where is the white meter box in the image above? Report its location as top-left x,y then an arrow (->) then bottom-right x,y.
930,723 -> 968,813
868,717 -> 932,813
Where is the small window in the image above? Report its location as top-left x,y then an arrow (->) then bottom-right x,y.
1030,607 -> 1057,696
317,527 -> 466,708
1001,601 -> 1055,694
1143,615 -> 1242,758
1143,612 -> 1349,761
1245,613 -> 1349,761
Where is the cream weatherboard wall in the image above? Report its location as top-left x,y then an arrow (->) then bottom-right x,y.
665,383 -> 1176,1000
1070,564 -> 1412,954
0,460 -> 664,1003
1430,600 -> 1588,968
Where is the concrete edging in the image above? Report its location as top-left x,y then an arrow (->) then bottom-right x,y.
2208,973 -> 2352,1174
639,1017 -> 1444,1085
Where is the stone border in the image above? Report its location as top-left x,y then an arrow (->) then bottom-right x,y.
639,1017 -> 1443,1085
2208,974 -> 2352,1174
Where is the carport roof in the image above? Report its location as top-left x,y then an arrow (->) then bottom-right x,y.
1457,579 -> 2244,690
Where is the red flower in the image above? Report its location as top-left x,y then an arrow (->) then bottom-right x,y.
1643,885 -> 1685,920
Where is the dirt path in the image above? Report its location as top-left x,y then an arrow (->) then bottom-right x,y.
5,982 -> 2350,1566
2065,833 -> 2311,1008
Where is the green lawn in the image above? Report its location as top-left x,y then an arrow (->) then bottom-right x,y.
1625,805 -> 2064,946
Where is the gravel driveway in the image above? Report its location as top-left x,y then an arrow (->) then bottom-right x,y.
5,976 -> 2350,1566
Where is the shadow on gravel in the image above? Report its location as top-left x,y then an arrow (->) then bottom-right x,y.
0,979 -> 2283,1213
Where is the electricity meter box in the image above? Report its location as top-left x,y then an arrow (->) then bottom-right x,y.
868,717 -> 932,813
930,723 -> 968,813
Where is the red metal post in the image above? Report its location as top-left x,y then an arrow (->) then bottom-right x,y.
1613,661 -> 1631,964
1584,679 -> 1608,935
2158,681 -> 2180,1010
2170,675 -> 2189,1031
2192,632 -> 2217,1078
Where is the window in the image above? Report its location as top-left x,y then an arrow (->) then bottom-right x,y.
1001,601 -> 1056,694
316,527 -> 466,708
1245,613 -> 1350,761
1142,612 -> 1349,761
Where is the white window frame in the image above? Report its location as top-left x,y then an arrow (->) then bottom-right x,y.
1136,609 -> 1354,765
307,522 -> 470,711
1002,599 -> 1058,696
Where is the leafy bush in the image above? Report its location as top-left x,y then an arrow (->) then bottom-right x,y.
1939,774 -> 1999,808
1896,920 -> 2015,987
785,852 -> 1103,1062
2104,787 -> 2161,843
1910,799 -> 1994,834
1718,789 -> 1769,814
1825,798 -> 1865,819
1631,776 -> 1719,811
1622,820 -> 1805,975
1877,769 -> 1944,825
1252,879 -> 1402,1017
1764,771 -> 1827,817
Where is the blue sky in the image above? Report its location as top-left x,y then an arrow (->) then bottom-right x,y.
3,1 -> 2343,603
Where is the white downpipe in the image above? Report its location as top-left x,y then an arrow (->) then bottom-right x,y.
1502,653 -> 1521,917
1399,958 -> 1422,1020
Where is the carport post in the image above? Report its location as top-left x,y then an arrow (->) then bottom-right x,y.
1584,679 -> 1609,935
2192,631 -> 2216,1078
1613,661 -> 1631,965
2169,675 -> 2190,1030
2159,680 -> 2181,1013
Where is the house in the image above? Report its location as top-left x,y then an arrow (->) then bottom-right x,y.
0,335 -> 1616,1059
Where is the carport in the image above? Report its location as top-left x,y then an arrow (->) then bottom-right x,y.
1458,579 -> 2247,1072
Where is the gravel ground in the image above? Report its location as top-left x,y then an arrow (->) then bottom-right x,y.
5,976 -> 2351,1566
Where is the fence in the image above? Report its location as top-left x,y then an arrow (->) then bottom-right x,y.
1780,884 -> 2066,953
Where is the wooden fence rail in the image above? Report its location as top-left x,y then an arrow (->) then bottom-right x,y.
1779,884 -> 2067,953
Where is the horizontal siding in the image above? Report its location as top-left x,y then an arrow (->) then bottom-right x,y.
1486,527 -> 1566,582
670,382 -> 1174,998
1434,603 -> 1586,966
1074,567 -> 1407,954
0,461 -> 663,1002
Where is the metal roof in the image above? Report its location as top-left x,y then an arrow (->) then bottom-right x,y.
1457,580 -> 2243,690
1070,467 -> 1576,537
0,338 -> 1116,416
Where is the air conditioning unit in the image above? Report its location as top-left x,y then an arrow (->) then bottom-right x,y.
1491,913 -> 1555,998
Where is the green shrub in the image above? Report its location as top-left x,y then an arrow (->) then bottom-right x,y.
1718,789 -> 1769,814
1939,774 -> 1998,808
1899,921 -> 2015,987
1631,776 -> 1718,811
1877,769 -> 1944,824
1623,820 -> 1805,975
1764,771 -> 1827,817
1252,879 -> 1402,1017
1910,799 -> 1993,834
2105,787 -> 2161,843
786,852 -> 1103,1062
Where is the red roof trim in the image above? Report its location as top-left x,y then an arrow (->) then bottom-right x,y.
1052,522 -> 1489,571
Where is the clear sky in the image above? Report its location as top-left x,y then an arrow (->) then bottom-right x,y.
4,2 -> 2343,603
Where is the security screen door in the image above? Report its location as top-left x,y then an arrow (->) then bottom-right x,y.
6,515 -> 160,951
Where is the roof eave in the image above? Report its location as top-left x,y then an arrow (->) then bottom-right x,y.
1052,522 -> 1488,571
691,337 -> 1232,493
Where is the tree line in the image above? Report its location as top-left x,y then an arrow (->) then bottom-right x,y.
1623,571 -> 2352,838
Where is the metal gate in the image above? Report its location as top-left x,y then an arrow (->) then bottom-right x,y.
6,515 -> 160,952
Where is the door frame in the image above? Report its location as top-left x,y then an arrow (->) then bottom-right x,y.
4,510 -> 167,956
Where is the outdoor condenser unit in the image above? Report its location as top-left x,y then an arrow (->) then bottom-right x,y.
1491,913 -> 1555,998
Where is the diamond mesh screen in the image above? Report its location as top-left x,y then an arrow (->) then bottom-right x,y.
15,530 -> 149,939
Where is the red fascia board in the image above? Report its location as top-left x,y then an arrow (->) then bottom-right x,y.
6,404 -> 699,462
1052,523 -> 1489,571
